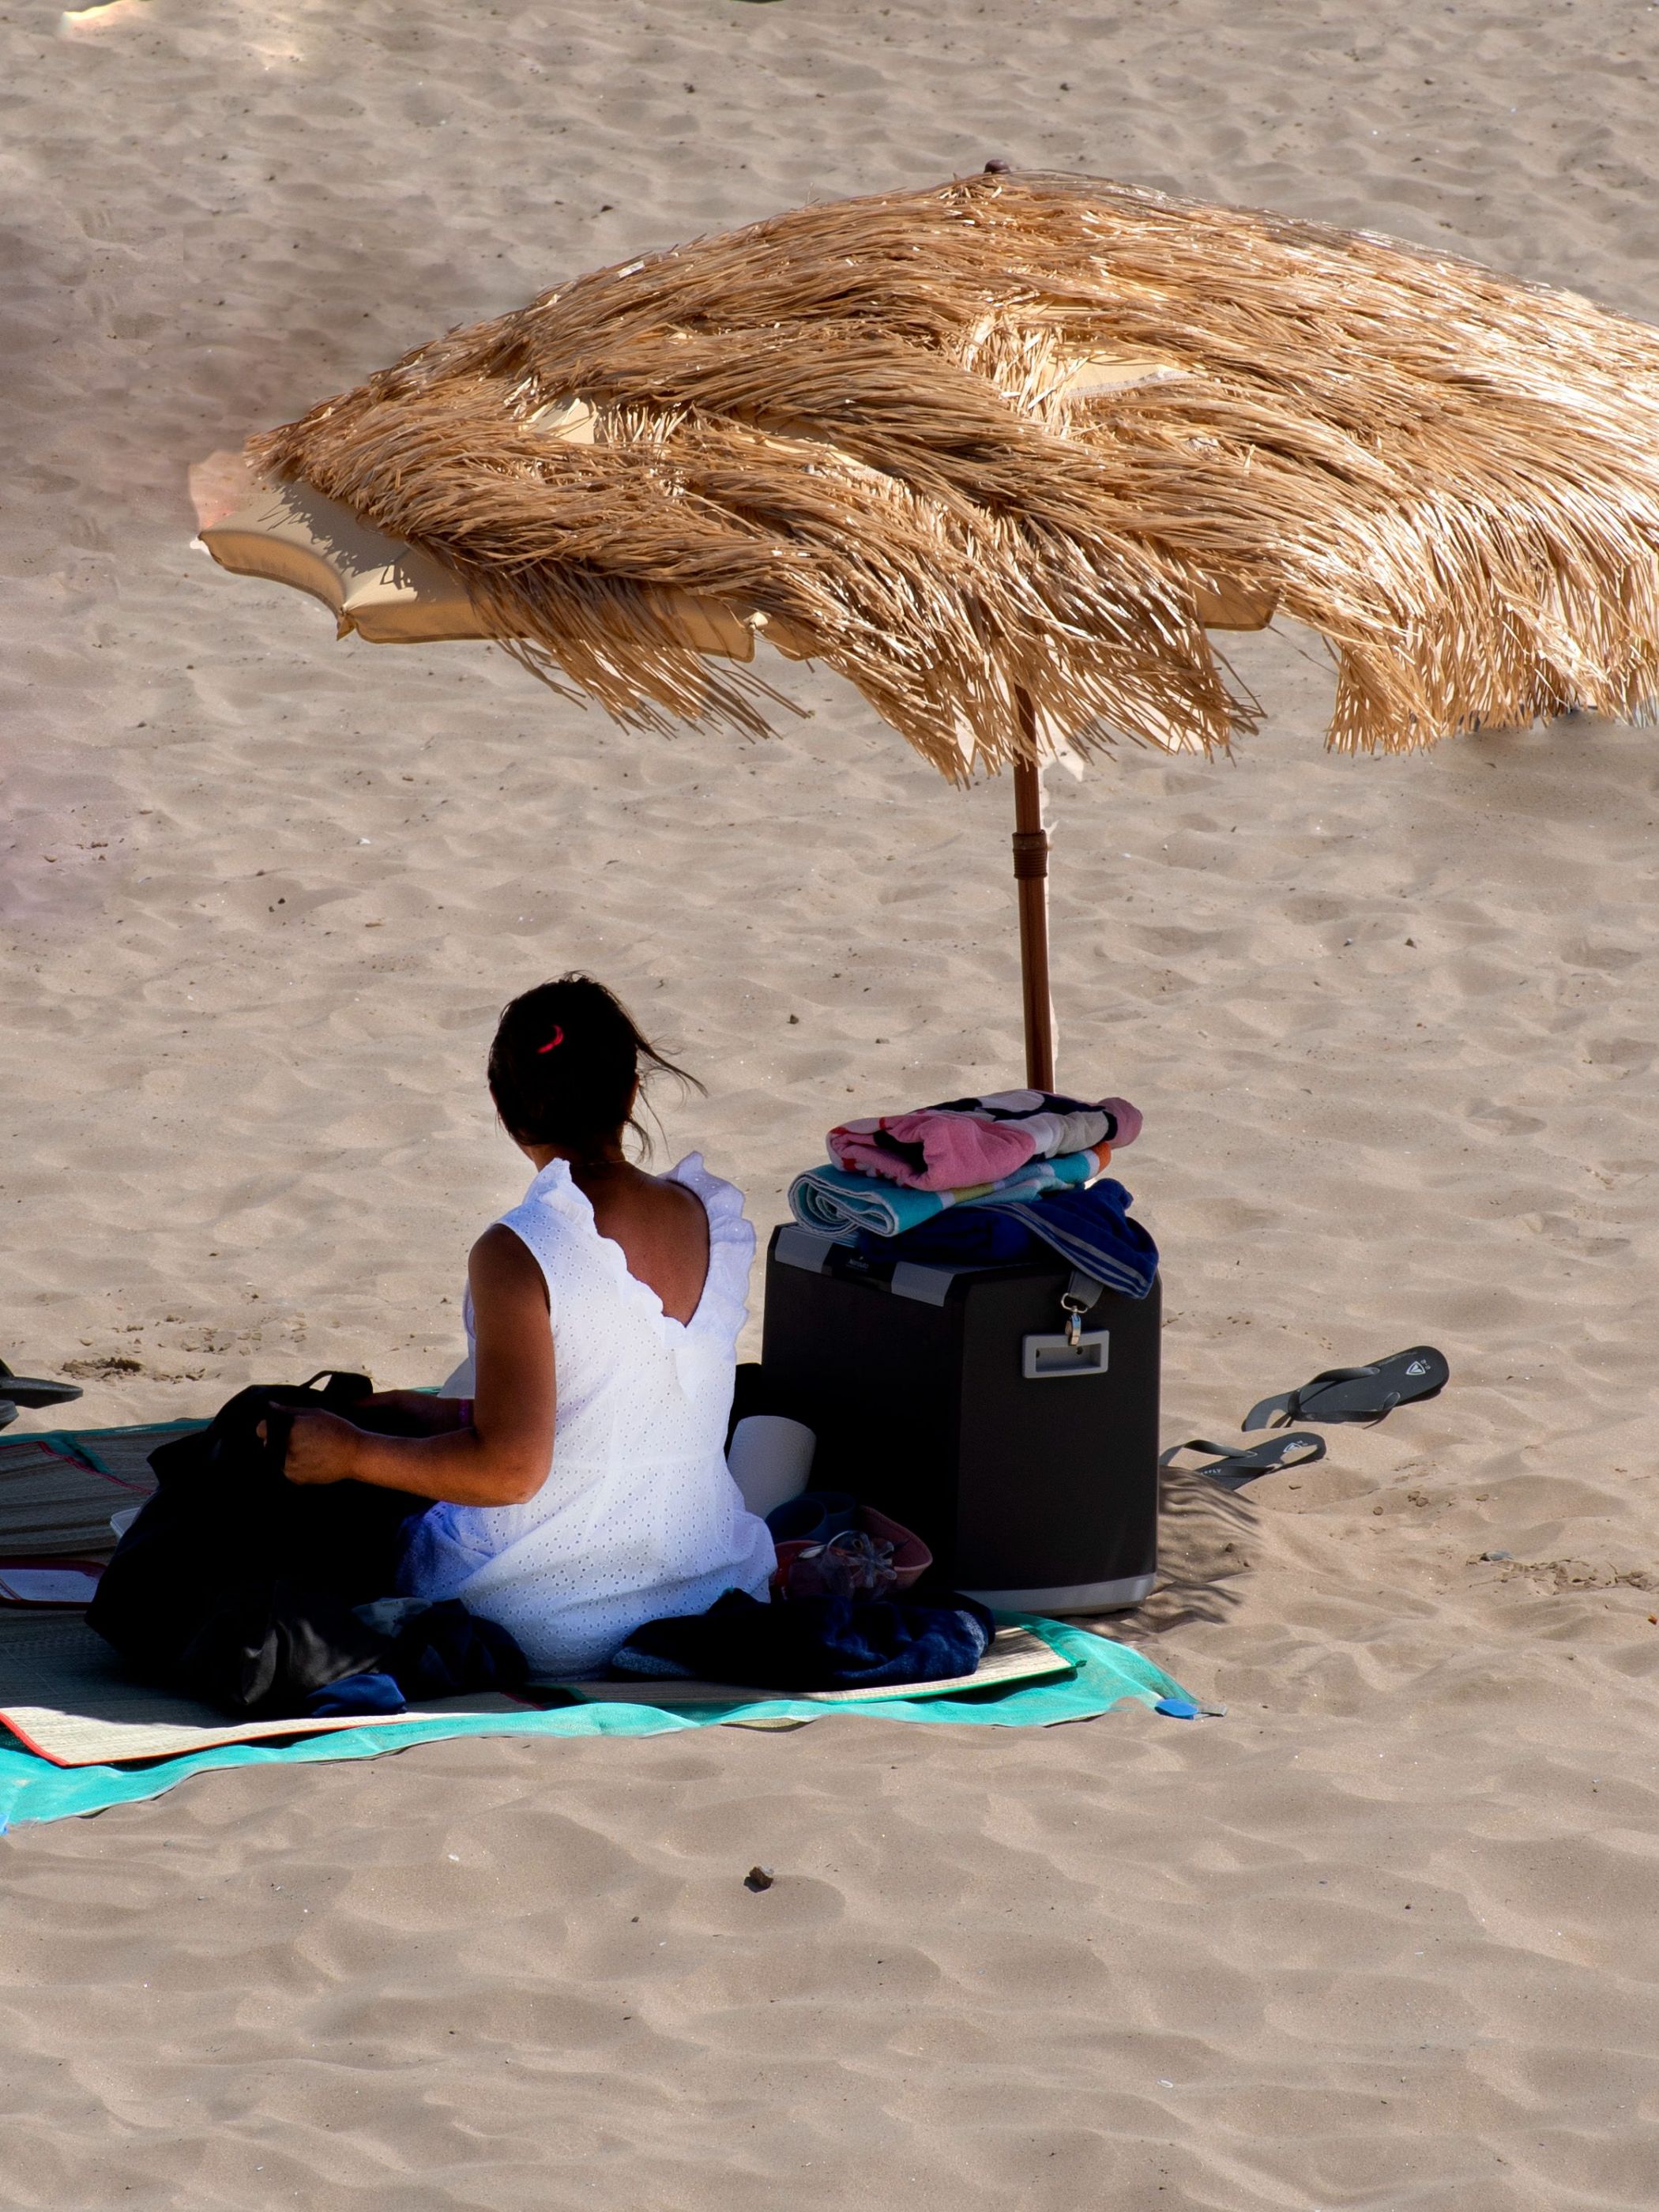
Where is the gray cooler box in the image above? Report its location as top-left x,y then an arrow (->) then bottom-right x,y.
758,1225 -> 1160,1612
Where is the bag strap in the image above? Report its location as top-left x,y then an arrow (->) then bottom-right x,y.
265,1374 -> 373,1473
299,1371 -> 374,1408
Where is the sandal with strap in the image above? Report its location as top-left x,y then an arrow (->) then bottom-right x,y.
1242,1345 -> 1449,1432
1159,1431 -> 1326,1489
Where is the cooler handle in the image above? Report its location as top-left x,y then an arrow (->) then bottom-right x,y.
1022,1327 -> 1110,1379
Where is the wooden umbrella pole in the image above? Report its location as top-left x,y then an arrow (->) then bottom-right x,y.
1010,693 -> 1055,1089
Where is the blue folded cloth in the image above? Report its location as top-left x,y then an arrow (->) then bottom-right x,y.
611,1587 -> 995,1692
853,1179 -> 1160,1299
303,1670 -> 408,1718
996,1179 -> 1161,1298
298,1599 -> 529,1719
789,1146 -> 1100,1240
854,1208 -> 1036,1267
386,1600 -> 529,1702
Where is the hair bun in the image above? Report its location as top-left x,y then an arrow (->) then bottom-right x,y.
487,974 -> 702,1161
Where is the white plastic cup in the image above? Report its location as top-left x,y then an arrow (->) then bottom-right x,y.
727,1414 -> 817,1519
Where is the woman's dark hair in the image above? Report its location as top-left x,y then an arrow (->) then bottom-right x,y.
487,974 -> 702,1162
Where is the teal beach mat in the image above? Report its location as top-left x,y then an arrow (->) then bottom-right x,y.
0,1618 -> 1191,1830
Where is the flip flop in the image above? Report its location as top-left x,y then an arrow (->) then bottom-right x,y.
1242,1346 -> 1449,1431
0,1401 -> 17,1432
1159,1431 -> 1326,1489
0,1361 -> 84,1411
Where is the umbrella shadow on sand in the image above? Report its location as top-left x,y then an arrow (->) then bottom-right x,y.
1118,1465 -> 1255,1636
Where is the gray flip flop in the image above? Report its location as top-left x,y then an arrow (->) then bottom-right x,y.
1243,1346 -> 1449,1431
0,1361 -> 84,1411
1159,1431 -> 1326,1490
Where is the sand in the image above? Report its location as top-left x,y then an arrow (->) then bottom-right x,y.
4,0 -> 1659,2204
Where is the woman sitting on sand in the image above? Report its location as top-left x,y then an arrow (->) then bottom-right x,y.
282,975 -> 776,1676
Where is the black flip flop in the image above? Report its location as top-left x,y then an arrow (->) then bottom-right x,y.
0,1401 -> 17,1433
1159,1431 -> 1326,1490
0,1361 -> 84,1411
1243,1346 -> 1449,1432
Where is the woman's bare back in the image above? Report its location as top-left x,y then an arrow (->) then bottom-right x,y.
577,1164 -> 712,1324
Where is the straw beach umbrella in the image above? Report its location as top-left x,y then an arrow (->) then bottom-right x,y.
201,169 -> 1659,1084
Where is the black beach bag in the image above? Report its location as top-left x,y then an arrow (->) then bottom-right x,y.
87,1371 -> 519,1718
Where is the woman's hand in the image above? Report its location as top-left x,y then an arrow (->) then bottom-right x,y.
280,1409 -> 361,1486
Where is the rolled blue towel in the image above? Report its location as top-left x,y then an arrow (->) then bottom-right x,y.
788,1146 -> 1101,1240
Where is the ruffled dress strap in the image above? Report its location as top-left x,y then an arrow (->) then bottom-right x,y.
493,1157 -> 597,1309
667,1152 -> 755,1346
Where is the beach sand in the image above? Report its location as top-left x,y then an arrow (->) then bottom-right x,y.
4,0 -> 1659,2203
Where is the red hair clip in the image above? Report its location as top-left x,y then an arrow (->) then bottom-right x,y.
536,1026 -> 565,1055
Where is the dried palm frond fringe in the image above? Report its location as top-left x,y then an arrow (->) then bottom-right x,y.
254,170 -> 1659,781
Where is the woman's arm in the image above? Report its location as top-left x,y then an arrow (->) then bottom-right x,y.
353,1390 -> 472,1435
283,1226 -> 555,1507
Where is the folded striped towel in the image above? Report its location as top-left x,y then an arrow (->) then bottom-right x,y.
788,1146 -> 1104,1241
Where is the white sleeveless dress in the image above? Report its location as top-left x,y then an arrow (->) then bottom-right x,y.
398,1153 -> 775,1676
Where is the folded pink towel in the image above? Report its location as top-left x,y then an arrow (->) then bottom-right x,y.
1098,1097 -> 1142,1149
829,1109 -> 1038,1191
827,1090 -> 1142,1191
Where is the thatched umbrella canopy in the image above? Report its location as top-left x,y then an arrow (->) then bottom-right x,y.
204,168 -> 1659,1082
